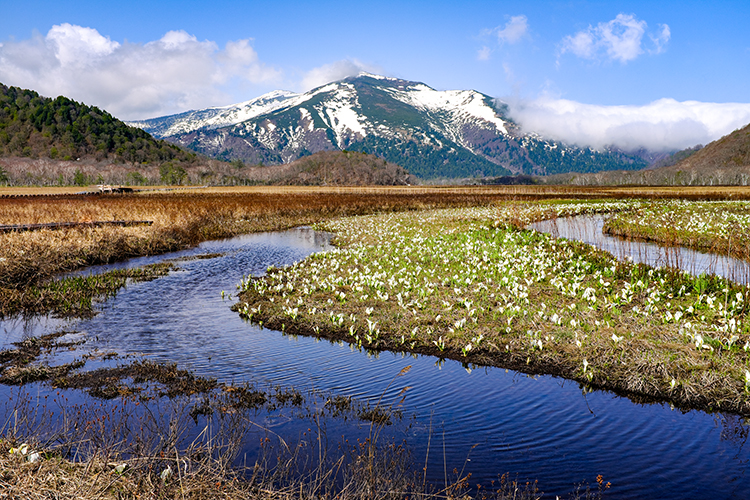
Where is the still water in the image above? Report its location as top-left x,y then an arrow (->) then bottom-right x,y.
529,215 -> 750,284
1,225 -> 749,499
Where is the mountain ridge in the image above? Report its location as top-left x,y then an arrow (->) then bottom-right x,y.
130,73 -> 648,179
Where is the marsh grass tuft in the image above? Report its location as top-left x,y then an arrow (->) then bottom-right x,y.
0,262 -> 175,319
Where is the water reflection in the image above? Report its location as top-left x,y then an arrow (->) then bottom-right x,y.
0,225 -> 748,498
530,215 -> 750,283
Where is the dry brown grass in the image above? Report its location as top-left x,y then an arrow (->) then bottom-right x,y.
7,183 -> 750,198
3,185 -> 750,314
0,186 -> 532,315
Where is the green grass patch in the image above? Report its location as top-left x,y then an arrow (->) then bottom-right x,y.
236,203 -> 750,416
0,262 -> 175,318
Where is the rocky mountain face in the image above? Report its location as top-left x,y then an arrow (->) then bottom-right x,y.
130,74 -> 648,179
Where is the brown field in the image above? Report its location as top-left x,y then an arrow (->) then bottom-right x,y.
0,186 -> 532,296
5,183 -> 750,199
2,184 -> 750,294
2,184 -> 750,297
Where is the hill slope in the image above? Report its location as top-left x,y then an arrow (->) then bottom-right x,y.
237,150 -> 415,186
0,83 -> 197,166
675,123 -> 750,171
545,124 -> 750,186
132,74 -> 647,179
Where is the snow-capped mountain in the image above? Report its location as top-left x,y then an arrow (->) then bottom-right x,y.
126,90 -> 299,137
130,74 -> 646,178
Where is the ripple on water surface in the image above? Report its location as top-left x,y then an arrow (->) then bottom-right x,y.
1,226 -> 749,499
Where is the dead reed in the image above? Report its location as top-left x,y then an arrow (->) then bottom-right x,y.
0,188 -> 513,313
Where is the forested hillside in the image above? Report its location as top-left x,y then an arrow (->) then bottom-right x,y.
259,150 -> 416,185
0,84 -> 196,165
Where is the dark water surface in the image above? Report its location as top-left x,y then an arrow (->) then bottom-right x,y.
2,226 -> 749,499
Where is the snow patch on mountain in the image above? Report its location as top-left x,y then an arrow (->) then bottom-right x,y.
384,83 -> 508,135
317,83 -> 366,147
126,89 -> 300,137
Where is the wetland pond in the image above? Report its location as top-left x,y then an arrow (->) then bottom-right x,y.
2,222 -> 750,499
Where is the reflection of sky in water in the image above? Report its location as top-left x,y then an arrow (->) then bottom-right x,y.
1,225 -> 749,498
530,215 -> 750,283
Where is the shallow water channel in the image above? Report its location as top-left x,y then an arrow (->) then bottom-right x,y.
529,214 -> 750,283
2,224 -> 750,499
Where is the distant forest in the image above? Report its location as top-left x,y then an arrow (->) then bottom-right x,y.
0,84 -> 197,166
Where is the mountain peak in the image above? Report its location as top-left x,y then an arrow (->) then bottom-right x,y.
129,76 -> 648,179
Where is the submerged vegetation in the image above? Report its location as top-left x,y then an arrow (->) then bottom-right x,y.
0,332 -> 553,500
237,201 -> 750,416
0,263 -> 174,318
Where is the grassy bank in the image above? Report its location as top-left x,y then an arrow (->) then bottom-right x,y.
0,187 -> 541,292
0,263 -> 174,318
236,202 -> 750,416
0,187 -> 541,318
603,200 -> 750,262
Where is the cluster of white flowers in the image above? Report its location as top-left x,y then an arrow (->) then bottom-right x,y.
608,200 -> 750,241
236,202 -> 750,389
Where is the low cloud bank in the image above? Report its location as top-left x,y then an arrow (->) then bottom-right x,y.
506,97 -> 750,152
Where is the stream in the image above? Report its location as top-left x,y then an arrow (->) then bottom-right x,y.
1,223 -> 749,499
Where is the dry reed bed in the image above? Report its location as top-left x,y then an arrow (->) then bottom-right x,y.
3,184 -> 750,295
236,202 -> 750,416
0,188 -> 527,294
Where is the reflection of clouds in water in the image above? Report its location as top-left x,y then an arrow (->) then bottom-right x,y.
0,315 -> 72,344
199,227 -> 333,253
530,215 -> 750,284
0,224 -> 746,497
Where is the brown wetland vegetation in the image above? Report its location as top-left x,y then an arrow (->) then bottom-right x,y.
2,185 -> 750,499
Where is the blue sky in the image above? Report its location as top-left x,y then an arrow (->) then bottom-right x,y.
1,0 -> 749,151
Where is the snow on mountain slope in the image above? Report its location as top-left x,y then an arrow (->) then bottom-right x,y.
129,73 -> 648,178
384,83 -> 508,135
309,82 -> 367,147
126,89 -> 299,137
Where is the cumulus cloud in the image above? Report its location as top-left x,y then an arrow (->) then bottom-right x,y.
0,23 -> 282,120
507,97 -> 750,152
300,59 -> 382,91
559,14 -> 670,64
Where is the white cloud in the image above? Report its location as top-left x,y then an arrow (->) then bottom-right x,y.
559,14 -> 669,64
650,24 -> 671,54
478,15 -> 529,61
496,15 -> 528,45
0,24 -> 282,120
477,46 -> 492,61
300,59 -> 382,91
507,97 -> 750,152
